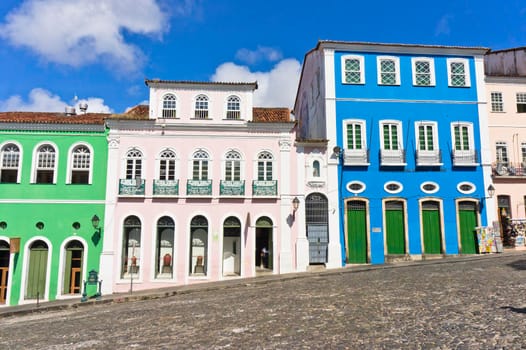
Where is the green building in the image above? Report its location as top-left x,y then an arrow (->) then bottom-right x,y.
0,109 -> 108,306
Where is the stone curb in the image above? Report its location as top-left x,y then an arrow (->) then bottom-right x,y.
2,250 -> 525,318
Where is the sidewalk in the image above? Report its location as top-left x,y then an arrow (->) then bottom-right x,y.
2,250 -> 525,318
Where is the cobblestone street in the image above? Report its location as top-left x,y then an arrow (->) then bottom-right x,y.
1,254 -> 526,349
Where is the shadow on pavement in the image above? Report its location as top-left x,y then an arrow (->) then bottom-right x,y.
501,306 -> 526,314
506,259 -> 526,270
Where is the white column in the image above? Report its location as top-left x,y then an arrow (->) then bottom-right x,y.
295,145 -> 309,272
278,137 -> 293,273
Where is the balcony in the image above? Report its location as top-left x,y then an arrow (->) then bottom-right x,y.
252,180 -> 278,197
343,149 -> 369,166
220,180 -> 245,196
153,179 -> 179,196
380,149 -> 406,166
119,179 -> 145,196
492,162 -> 526,177
186,180 -> 212,196
415,150 -> 443,167
452,150 -> 479,166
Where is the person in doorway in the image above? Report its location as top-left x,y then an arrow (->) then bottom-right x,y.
260,247 -> 269,268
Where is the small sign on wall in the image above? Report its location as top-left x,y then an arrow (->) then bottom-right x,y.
10,237 -> 21,253
372,227 -> 381,233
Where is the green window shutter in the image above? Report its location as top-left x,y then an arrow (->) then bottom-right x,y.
462,127 -> 469,150
418,126 -> 425,150
391,126 -> 399,150
383,125 -> 390,150
426,126 -> 434,151
346,124 -> 354,149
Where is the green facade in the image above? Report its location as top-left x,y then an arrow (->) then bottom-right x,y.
0,116 -> 107,305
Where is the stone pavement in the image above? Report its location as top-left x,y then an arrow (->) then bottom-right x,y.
1,251 -> 526,349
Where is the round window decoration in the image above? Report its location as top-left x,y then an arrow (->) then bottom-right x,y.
347,181 -> 366,194
457,182 -> 476,194
72,222 -> 81,230
384,181 -> 403,194
421,182 -> 439,194
36,222 -> 44,230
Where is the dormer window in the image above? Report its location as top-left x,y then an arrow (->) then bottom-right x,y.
162,94 -> 177,119
195,95 -> 209,119
226,96 -> 240,120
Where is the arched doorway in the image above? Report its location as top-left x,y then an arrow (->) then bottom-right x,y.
190,215 -> 208,276
156,216 -> 174,279
0,240 -> 9,303
63,240 -> 83,294
458,200 -> 479,254
223,216 -> 241,276
385,200 -> 406,255
347,200 -> 368,263
121,216 -> 141,278
306,193 -> 329,264
26,240 -> 48,299
255,217 -> 273,271
422,200 -> 442,254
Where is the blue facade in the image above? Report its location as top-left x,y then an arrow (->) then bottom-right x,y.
330,46 -> 489,265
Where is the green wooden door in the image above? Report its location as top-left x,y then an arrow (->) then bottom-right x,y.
26,242 -> 48,299
422,201 -> 442,254
347,201 -> 367,263
386,201 -> 405,254
459,202 -> 478,254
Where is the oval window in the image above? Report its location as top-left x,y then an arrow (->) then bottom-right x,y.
347,181 -> 366,194
457,182 -> 476,194
384,181 -> 403,194
421,182 -> 439,194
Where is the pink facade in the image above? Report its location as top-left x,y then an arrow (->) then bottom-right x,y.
100,81 -> 308,294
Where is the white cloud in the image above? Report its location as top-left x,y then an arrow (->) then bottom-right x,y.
0,0 -> 168,74
235,46 -> 283,65
0,88 -> 113,113
435,14 -> 454,37
211,59 -> 301,108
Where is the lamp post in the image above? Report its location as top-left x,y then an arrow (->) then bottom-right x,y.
292,197 -> 300,220
91,215 -> 102,245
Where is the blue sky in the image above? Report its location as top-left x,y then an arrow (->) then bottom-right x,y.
0,0 -> 525,114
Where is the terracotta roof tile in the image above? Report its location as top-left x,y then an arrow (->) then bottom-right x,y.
107,105 -> 150,120
252,108 -> 291,123
0,112 -> 107,125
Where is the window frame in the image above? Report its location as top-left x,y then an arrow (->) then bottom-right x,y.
516,93 -> 526,113
415,121 -> 439,152
0,141 -> 22,184
226,95 -> 241,120
256,151 -> 274,181
161,94 -> 177,119
156,149 -> 178,181
411,57 -> 436,86
451,122 -> 474,152
155,216 -> 175,279
377,56 -> 401,86
447,58 -> 471,87
191,149 -> 210,181
490,92 -> 504,112
120,215 -> 142,279
124,148 -> 144,181
496,141 -> 509,166
67,143 -> 93,185
341,55 -> 365,85
343,119 -> 367,151
379,120 -> 403,151
194,94 -> 209,119
223,150 -> 243,181
31,142 -> 58,184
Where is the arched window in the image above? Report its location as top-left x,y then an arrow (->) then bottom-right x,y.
257,151 -> 273,181
70,145 -> 91,184
224,151 -> 241,181
226,96 -> 240,119
194,95 -> 209,119
159,150 -> 176,181
0,143 -> 20,183
192,150 -> 209,180
125,149 -> 143,180
121,216 -> 141,278
0,240 -> 10,303
156,216 -> 174,279
223,216 -> 241,276
312,160 -> 320,177
162,94 -> 177,119
26,240 -> 49,299
190,215 -> 208,276
35,144 -> 56,184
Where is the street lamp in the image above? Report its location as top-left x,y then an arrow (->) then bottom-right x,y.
487,184 -> 495,198
91,215 -> 102,245
292,197 -> 300,220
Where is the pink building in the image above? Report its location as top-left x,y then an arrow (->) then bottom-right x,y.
100,80 -> 308,294
486,48 -> 526,246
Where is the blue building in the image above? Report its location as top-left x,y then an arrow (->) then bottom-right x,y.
294,41 -> 494,266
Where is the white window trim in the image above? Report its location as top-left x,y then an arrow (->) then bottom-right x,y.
66,142 -> 94,184
490,91 -> 504,113
411,57 -> 436,86
450,122 -> 475,151
155,148 -> 179,180
160,93 -> 178,119
19,236 -> 53,304
342,119 -> 367,150
225,95 -> 242,120
222,149 -> 245,181
31,141 -> 59,184
254,150 -> 275,181
307,154 -> 325,181
447,58 -> 471,87
384,181 -> 403,194
119,214 -> 144,282
415,121 -> 439,151
188,149 -> 212,181
341,54 -> 365,85
121,147 -> 145,180
377,56 -> 401,86
347,180 -> 366,194
152,215 -> 177,281
379,120 -> 404,150
57,237 -> 89,298
0,140 -> 23,184
457,182 -> 476,194
193,94 -> 210,119
420,181 -> 440,194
